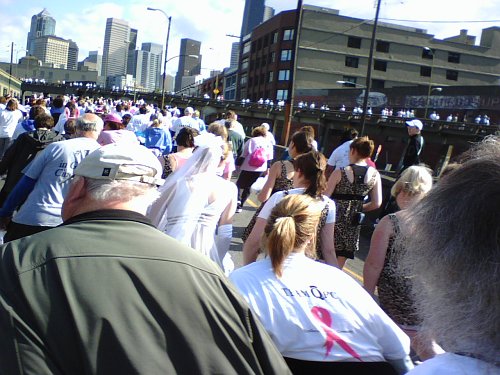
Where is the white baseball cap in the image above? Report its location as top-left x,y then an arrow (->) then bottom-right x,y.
405,119 -> 423,130
74,144 -> 164,186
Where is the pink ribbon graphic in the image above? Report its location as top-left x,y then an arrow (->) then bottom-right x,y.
311,306 -> 363,361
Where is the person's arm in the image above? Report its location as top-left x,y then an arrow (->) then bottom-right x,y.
363,170 -> 383,212
363,215 -> 392,295
0,175 -> 37,229
324,169 -> 341,197
257,161 -> 280,203
320,222 -> 338,267
163,131 -> 172,155
242,217 -> 267,265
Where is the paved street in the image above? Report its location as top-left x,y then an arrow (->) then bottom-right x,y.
229,191 -> 371,285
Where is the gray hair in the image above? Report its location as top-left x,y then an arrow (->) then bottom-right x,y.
78,176 -> 160,207
76,113 -> 104,133
398,136 -> 500,362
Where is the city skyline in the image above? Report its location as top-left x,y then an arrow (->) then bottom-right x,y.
1,0 -> 499,80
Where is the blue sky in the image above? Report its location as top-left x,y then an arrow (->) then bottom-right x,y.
1,0 -> 499,78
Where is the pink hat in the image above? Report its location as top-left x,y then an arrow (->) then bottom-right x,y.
104,113 -> 122,124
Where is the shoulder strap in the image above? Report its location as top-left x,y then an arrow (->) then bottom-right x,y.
350,164 -> 369,184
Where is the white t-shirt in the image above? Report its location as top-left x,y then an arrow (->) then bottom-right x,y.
127,113 -> 151,134
327,140 -> 353,169
171,116 -> 200,137
230,253 -> 410,362
0,109 -> 23,138
259,188 -> 336,224
13,137 -> 100,227
408,353 -> 499,375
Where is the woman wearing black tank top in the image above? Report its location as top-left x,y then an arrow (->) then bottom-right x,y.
325,137 -> 382,269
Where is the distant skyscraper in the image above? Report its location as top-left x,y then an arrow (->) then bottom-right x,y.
26,9 -> 56,55
240,0 -> 265,37
101,18 -> 130,87
126,28 -> 139,76
142,42 -> 163,91
33,35 -> 69,69
67,40 -> 79,70
175,38 -> 201,92
230,42 -> 239,68
263,6 -> 275,22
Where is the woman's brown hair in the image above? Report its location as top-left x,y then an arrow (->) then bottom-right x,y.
293,150 -> 327,198
350,136 -> 374,159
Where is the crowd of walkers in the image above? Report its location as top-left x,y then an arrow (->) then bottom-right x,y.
0,94 -> 498,374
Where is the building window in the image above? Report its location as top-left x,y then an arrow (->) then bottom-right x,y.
446,70 -> 458,81
347,36 -> 362,49
420,66 -> 431,77
341,76 -> 357,86
345,56 -> 359,68
281,49 -> 292,61
374,59 -> 387,71
448,52 -> 460,63
240,74 -> 247,86
251,41 -> 256,53
269,52 -> 275,64
372,79 -> 385,89
422,48 -> 434,59
262,54 -> 267,66
268,71 -> 274,83
277,89 -> 288,100
272,31 -> 278,44
241,57 -> 249,70
242,41 -> 251,54
278,69 -> 290,81
255,57 -> 260,69
257,38 -> 262,50
376,41 -> 390,53
263,35 -> 269,48
283,29 -> 294,41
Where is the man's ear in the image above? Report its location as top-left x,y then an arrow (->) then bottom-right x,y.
61,177 -> 87,221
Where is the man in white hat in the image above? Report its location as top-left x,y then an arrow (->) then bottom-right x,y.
400,119 -> 424,174
0,142 -> 290,375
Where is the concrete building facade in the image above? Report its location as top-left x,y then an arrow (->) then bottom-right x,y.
237,5 -> 500,110
33,35 -> 70,69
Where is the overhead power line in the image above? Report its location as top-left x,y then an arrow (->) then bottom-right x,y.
380,18 -> 500,24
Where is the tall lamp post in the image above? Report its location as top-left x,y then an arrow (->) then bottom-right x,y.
359,0 -> 382,137
147,7 -> 171,110
423,47 -> 437,119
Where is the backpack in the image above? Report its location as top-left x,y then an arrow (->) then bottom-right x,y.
248,146 -> 267,167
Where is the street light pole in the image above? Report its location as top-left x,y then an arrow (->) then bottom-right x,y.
360,0 -> 382,137
147,7 -> 171,110
423,47 -> 436,119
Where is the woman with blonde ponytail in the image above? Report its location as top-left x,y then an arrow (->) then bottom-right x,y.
230,194 -> 413,374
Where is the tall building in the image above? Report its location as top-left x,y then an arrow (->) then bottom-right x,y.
240,0 -> 265,37
79,51 -> 102,73
33,35 -> 69,69
230,42 -> 239,68
67,40 -> 79,70
26,9 -> 56,55
263,6 -> 275,22
142,42 -> 163,91
126,28 -> 139,76
101,18 -> 130,87
174,38 -> 202,92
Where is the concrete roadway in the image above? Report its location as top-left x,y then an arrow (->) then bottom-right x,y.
229,192 -> 371,285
